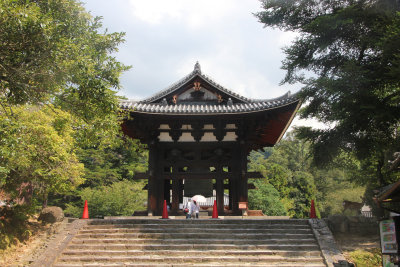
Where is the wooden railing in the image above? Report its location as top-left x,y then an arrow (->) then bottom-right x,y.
361,211 -> 373,217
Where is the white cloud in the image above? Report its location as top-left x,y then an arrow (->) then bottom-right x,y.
128,0 -> 249,28
128,0 -> 184,24
290,116 -> 328,130
277,31 -> 299,47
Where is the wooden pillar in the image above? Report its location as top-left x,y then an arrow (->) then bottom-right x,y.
231,178 -> 239,213
238,142 -> 248,203
151,142 -> 164,216
148,142 -> 157,216
155,175 -> 164,216
171,179 -> 180,212
164,179 -> 171,204
230,143 -> 241,214
179,179 -> 184,203
216,178 -> 224,214
228,179 -> 233,210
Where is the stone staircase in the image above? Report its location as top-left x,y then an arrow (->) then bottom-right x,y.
49,219 -> 327,267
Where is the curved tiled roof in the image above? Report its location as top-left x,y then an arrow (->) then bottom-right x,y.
120,62 -> 301,114
120,92 -> 300,115
139,62 -> 295,104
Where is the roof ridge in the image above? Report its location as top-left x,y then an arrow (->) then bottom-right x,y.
119,93 -> 300,114
127,62 -> 300,104
140,68 -> 199,103
120,90 -> 299,106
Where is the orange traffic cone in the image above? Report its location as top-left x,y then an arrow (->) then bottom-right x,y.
212,200 -> 218,219
162,200 -> 169,219
310,199 -> 317,219
81,200 -> 89,219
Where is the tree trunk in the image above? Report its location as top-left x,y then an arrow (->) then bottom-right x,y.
42,192 -> 48,209
377,154 -> 385,186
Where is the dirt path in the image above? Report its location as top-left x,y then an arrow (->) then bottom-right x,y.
334,232 -> 381,265
334,232 -> 380,252
0,219 -> 68,267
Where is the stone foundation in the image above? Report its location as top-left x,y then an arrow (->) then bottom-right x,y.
325,215 -> 378,235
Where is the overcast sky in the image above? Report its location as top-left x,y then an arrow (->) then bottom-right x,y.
82,0 -> 324,129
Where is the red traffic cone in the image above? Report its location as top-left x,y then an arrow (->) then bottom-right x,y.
162,200 -> 169,219
212,200 -> 218,219
310,199 -> 317,219
81,200 -> 89,219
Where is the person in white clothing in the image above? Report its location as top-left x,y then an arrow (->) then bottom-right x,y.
186,199 -> 192,219
192,200 -> 200,219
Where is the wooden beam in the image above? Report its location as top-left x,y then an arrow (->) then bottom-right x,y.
248,183 -> 256,189
132,172 -> 149,180
245,171 -> 263,178
159,172 -> 263,180
145,182 -> 255,191
161,173 -> 233,179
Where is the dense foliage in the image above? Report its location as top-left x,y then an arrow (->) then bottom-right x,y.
0,0 -> 135,250
256,0 -> 400,187
248,133 -> 365,218
77,138 -> 148,188
64,180 -> 147,218
49,135 -> 149,214
0,0 -> 129,120
0,105 -> 84,206
248,180 -> 287,216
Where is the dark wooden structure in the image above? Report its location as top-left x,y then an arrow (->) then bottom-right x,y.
120,62 -> 301,216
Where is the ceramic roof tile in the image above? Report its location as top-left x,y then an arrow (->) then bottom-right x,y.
121,96 -> 300,115
137,63 -> 296,105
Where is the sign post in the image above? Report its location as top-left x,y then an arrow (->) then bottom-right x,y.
380,219 -> 399,266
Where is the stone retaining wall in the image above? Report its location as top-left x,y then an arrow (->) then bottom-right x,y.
325,215 -> 378,235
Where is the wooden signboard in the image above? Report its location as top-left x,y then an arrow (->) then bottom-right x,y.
380,219 -> 398,254
238,202 -> 248,210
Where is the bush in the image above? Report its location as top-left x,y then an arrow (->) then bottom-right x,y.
248,180 -> 287,216
65,180 -> 146,218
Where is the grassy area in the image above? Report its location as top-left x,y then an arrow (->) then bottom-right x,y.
346,248 -> 382,267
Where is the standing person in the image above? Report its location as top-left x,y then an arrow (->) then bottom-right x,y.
185,199 -> 192,219
192,200 -> 200,219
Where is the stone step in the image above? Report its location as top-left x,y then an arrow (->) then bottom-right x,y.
79,228 -> 313,234
61,249 -> 322,257
56,255 -> 325,264
70,237 -> 316,246
87,219 -> 310,226
66,243 -> 320,251
73,233 -> 315,240
83,223 -> 311,230
54,263 -> 326,267
51,219 -> 327,267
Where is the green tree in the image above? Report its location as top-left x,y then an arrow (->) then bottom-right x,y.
64,180 -> 147,218
0,105 -> 84,206
256,0 -> 400,186
249,136 -> 318,217
248,133 -> 369,217
77,137 -> 148,188
248,179 -> 287,216
289,171 -> 317,218
0,0 -> 129,121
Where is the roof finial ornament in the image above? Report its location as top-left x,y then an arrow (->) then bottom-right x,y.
227,98 -> 233,106
194,61 -> 201,74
